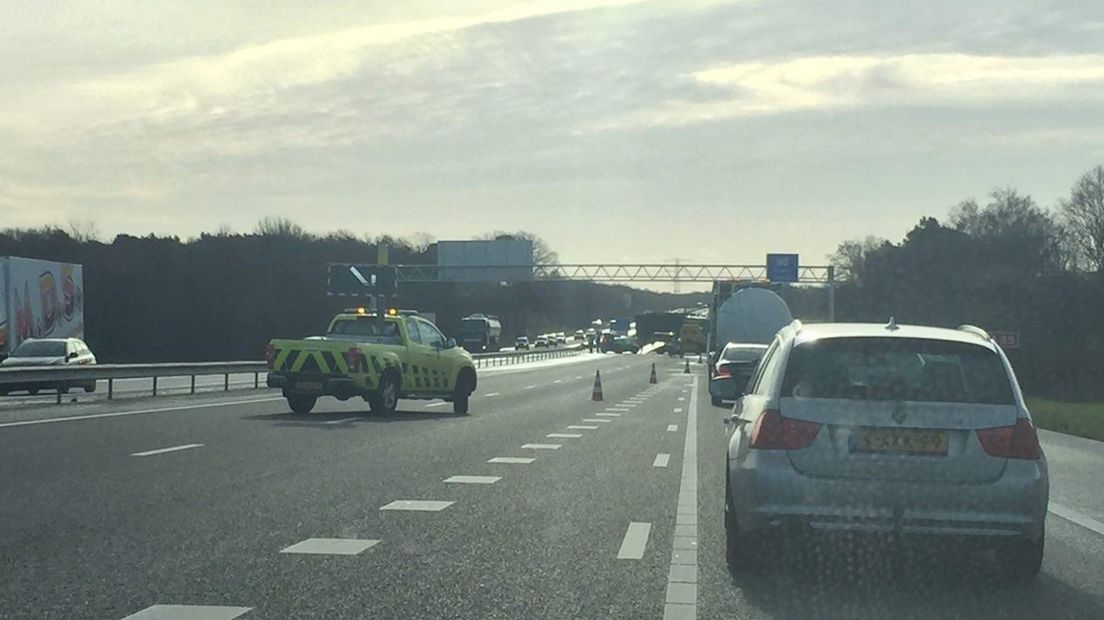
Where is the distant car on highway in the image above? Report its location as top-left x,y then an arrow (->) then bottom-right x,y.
600,334 -> 639,354
709,342 -> 767,407
555,333 -> 567,346
0,337 -> 97,395
534,335 -> 551,348
515,336 -> 530,350
574,329 -> 585,341
724,320 -> 1048,583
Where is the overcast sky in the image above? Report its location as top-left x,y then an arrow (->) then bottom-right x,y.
3,0 -> 1103,267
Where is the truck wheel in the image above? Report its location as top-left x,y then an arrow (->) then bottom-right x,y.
370,373 -> 399,414
453,368 -> 475,415
287,394 -> 317,414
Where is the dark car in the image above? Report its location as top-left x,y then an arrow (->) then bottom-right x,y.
709,342 -> 767,406
0,338 -> 98,395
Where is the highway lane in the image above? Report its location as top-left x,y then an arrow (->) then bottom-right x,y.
0,352 -> 687,619
2,352 -> 1103,619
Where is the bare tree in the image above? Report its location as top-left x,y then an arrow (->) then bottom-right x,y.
1060,165 -> 1104,271
68,219 -> 100,243
481,230 -> 559,265
829,236 -> 885,283
950,188 -> 1065,274
254,217 -> 309,239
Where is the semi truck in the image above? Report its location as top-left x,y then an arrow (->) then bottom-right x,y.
0,257 -> 85,361
458,313 -> 502,353
707,282 -> 791,366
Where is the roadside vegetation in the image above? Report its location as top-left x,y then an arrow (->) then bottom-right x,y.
1027,398 -> 1104,443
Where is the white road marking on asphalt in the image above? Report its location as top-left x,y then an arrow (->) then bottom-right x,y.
424,401 -> 448,408
445,475 -> 501,484
567,425 -> 599,430
522,443 -> 561,450
673,407 -> 683,413
678,397 -> 686,402
574,375 -> 583,380
323,417 -> 359,425
582,418 -> 612,423
547,433 -> 583,438
617,522 -> 652,559
553,379 -> 563,384
663,376 -> 699,620
484,392 -> 501,397
653,453 -> 671,467
0,397 -> 284,430
524,385 -> 537,390
280,538 -> 380,555
488,457 -> 536,464
596,413 -> 621,417
667,424 -> 678,432
1050,502 -> 1104,537
121,605 -> 253,620
131,443 -> 204,457
380,500 -> 454,512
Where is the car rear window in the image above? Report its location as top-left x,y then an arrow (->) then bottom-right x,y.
722,347 -> 766,362
780,337 -> 1014,405
327,318 -> 402,343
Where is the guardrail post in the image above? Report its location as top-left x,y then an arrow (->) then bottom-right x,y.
190,375 -> 196,394
224,373 -> 229,391
254,372 -> 259,389
108,378 -> 114,400
56,390 -> 62,405
152,376 -> 158,396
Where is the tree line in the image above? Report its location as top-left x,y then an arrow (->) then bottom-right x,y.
830,165 -> 1104,401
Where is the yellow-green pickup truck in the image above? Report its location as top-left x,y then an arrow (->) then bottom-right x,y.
265,309 -> 478,415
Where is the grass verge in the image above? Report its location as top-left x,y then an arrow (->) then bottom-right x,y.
1026,397 -> 1104,443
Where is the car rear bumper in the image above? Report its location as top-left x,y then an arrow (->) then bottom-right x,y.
709,377 -> 738,401
267,373 -> 366,399
728,451 -> 1048,540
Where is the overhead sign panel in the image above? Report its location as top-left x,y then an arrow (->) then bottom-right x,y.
436,239 -> 534,282
766,253 -> 799,283
327,264 -> 397,296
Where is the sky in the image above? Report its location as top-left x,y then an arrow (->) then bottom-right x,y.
3,0 -> 1104,268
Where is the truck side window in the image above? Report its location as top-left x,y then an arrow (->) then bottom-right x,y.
418,321 -> 446,348
405,318 -> 423,344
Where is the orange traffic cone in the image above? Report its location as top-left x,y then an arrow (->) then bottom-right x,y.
684,359 -> 691,374
649,363 -> 658,384
591,370 -> 604,401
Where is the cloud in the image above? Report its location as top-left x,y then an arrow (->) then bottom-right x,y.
595,53 -> 1104,128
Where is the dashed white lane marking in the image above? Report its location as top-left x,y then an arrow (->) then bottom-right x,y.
0,397 -> 284,430
653,453 -> 671,467
131,443 -> 204,457
678,397 -> 686,402
380,500 -> 454,512
596,413 -> 621,417
445,475 -> 501,484
666,424 -> 679,432
547,433 -> 583,438
663,376 -> 699,620
424,401 -> 448,408
280,538 -> 380,555
553,379 -> 563,384
1050,502 -> 1104,537
484,392 -> 501,397
522,443 -> 561,450
568,425 -> 599,430
488,457 -> 536,464
121,605 -> 253,619
582,418 -> 612,424
617,522 -> 652,560
524,385 -> 537,390
574,375 -> 583,380
673,407 -> 683,413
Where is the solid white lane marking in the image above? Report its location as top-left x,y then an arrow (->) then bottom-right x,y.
1050,502 -> 1104,537
582,418 -> 612,424
424,401 -> 448,408
524,385 -> 537,390
0,397 -> 283,430
617,522 -> 652,559
131,443 -> 204,457
484,392 -> 500,397
568,425 -> 599,430
445,475 -> 501,484
522,443 -> 561,450
323,417 -> 359,425
380,500 -> 454,512
488,457 -> 536,464
667,424 -> 679,432
663,375 -> 699,620
654,453 -> 671,467
547,433 -> 583,438
596,413 -> 621,417
121,605 -> 253,620
280,538 -> 380,555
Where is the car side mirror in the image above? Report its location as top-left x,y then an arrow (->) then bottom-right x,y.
444,338 -> 457,349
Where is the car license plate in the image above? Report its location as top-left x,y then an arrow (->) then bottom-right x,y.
296,381 -> 323,391
854,428 -> 948,455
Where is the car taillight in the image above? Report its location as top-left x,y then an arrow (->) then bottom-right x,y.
264,344 -> 276,369
748,409 -> 821,450
345,348 -> 362,373
714,366 -> 731,380
976,417 -> 1041,460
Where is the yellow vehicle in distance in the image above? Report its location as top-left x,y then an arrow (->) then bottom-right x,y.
266,308 -> 477,415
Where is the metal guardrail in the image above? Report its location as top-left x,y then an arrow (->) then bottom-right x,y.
471,345 -> 585,368
0,362 -> 268,403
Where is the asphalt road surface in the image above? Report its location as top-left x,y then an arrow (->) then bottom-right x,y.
1,353 -> 1102,619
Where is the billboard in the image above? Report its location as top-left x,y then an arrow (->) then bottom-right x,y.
1,257 -> 85,356
436,239 -> 534,282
